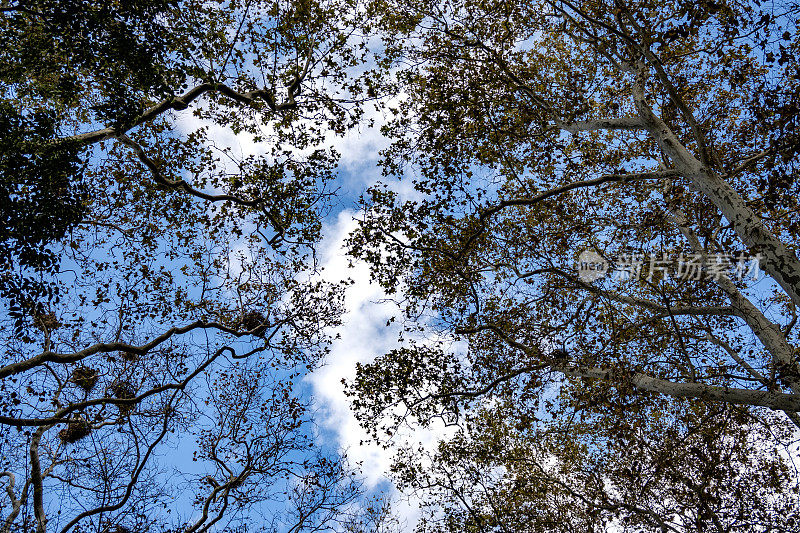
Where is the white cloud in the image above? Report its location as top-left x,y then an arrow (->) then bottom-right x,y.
307,210 -> 459,531
306,210 -> 400,486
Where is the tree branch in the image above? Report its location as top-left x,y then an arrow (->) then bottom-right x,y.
58,396 -> 176,533
479,170 -> 676,222
30,425 -> 50,533
668,205 -> 800,395
455,322 -> 800,412
59,82 -> 294,146
559,117 -> 647,133
559,363 -> 800,412
0,344 -> 265,427
0,320 -> 234,380
115,134 -> 288,238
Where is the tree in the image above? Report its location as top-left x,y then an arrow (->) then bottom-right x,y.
0,0 -> 383,531
348,0 -> 800,530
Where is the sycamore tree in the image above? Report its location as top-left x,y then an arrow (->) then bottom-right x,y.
348,0 -> 800,530
0,0 -> 386,531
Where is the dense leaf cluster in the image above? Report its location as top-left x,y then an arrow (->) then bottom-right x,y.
0,102 -> 85,324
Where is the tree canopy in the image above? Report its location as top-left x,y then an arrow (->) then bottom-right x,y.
3,0 -> 800,531
347,0 -> 800,530
0,0 -> 388,531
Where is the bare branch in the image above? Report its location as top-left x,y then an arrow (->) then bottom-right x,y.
0,345 -> 263,427
0,320 -> 233,380
30,426 -> 50,533
58,397 -> 175,533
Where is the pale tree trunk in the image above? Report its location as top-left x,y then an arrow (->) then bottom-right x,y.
630,73 -> 800,309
